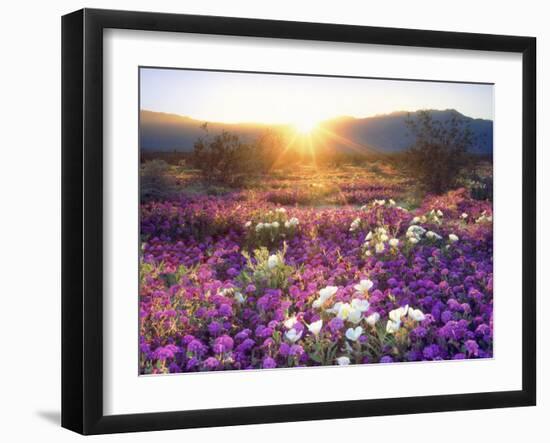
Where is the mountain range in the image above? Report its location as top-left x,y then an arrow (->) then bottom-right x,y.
140,109 -> 493,155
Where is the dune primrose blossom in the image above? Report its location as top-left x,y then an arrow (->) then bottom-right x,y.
267,254 -> 281,269
307,319 -> 323,336
426,230 -> 442,240
349,217 -> 361,232
336,356 -> 351,366
347,307 -> 363,324
408,308 -> 426,322
330,302 -> 361,324
386,320 -> 400,334
386,305 -> 409,333
389,305 -> 409,322
366,312 -> 380,326
449,233 -> 459,242
284,316 -> 298,329
285,328 -> 303,343
313,285 -> 338,308
351,298 -> 370,312
345,326 -> 363,342
354,279 -> 373,294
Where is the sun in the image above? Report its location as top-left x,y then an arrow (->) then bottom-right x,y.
293,116 -> 319,134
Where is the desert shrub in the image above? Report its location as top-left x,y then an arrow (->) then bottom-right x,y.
140,159 -> 175,202
404,110 -> 474,195
192,124 -> 256,187
191,125 -> 289,186
252,130 -> 285,173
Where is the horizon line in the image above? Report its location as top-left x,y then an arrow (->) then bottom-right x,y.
140,107 -> 494,127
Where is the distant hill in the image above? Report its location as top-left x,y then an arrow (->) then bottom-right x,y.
140,109 -> 493,155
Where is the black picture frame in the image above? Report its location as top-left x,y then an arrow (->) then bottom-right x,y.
62,8 -> 537,435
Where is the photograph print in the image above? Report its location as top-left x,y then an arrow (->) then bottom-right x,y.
138,67 -> 494,375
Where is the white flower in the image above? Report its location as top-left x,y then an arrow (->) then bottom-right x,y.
348,308 -> 363,325
245,221 -> 252,228
234,292 -> 245,304
286,217 -> 299,228
336,356 -> 350,366
284,316 -> 298,329
426,231 -> 442,240
366,312 -> 380,326
351,298 -> 370,312
389,199 -> 396,206
411,216 -> 421,224
218,287 -> 233,296
376,227 -> 387,235
319,286 -> 338,299
449,233 -> 459,243
408,308 -> 425,322
461,213 -> 468,219
375,242 -> 385,254
436,209 -> 443,217
380,234 -> 389,242
386,319 -> 400,334
389,305 -> 409,323
389,238 -> 399,248
267,254 -> 281,269
365,231 -> 373,241
307,319 -> 323,336
255,223 -> 264,232
312,285 -> 338,308
407,225 -> 426,237
285,328 -> 302,343
374,199 -> 386,206
345,326 -> 363,341
475,212 -> 493,224
354,279 -> 373,294
387,306 -> 409,334
349,218 -> 361,232
332,302 -> 352,320
271,221 -> 280,229
275,207 -> 287,214
329,302 -> 362,324
407,226 -> 425,243
364,250 -> 372,257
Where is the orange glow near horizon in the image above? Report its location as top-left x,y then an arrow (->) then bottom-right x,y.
292,116 -> 321,135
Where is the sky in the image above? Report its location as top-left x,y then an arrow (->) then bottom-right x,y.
139,67 -> 494,126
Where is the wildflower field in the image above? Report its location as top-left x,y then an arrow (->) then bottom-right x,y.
139,162 -> 493,374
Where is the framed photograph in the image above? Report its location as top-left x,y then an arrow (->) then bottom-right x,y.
62,8 -> 536,435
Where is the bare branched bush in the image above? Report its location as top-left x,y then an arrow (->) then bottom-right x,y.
191,124 -> 256,187
404,110 -> 474,194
